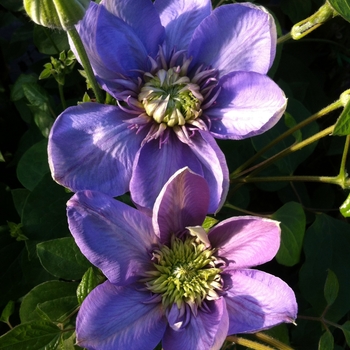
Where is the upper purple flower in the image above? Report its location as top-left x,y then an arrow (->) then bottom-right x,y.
49,0 -> 287,213
67,168 -> 297,350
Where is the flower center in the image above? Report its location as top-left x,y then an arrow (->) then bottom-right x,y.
138,68 -> 203,127
143,235 -> 222,309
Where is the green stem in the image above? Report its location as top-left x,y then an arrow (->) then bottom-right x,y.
277,32 -> 292,45
224,203 -> 271,218
226,335 -> 276,350
255,332 -> 295,350
67,28 -> 104,103
229,125 -> 335,195
339,135 -> 350,181
58,83 -> 66,110
231,100 -> 342,179
231,175 -> 342,186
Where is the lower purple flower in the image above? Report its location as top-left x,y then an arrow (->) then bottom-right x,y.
67,168 -> 297,350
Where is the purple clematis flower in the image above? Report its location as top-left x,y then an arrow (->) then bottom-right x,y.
67,168 -> 297,350
49,0 -> 287,213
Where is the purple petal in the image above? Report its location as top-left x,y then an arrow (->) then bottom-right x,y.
224,269 -> 297,334
76,282 -> 167,350
154,0 -> 211,55
208,71 -> 287,140
163,299 -> 229,350
152,167 -> 209,244
130,130 -> 228,214
73,2 -> 148,82
208,216 -> 280,268
130,132 -> 204,211
189,130 -> 229,213
188,3 -> 276,76
48,102 -> 147,196
67,191 -> 156,285
102,0 -> 165,57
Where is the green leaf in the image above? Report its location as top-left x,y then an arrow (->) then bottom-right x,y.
340,193 -> 350,217
202,216 -> 218,232
20,280 -> 78,323
10,74 -> 37,102
33,25 -> 69,55
76,267 -> 101,305
272,202 -> 306,266
7,222 -> 27,241
39,69 -> 52,80
11,189 -> 30,219
21,173 -> 72,241
333,100 -> 350,136
37,237 -> 91,280
284,112 -> 302,142
318,331 -> 334,350
299,214 -> 350,321
0,320 -> 61,350
280,0 -> 312,23
16,139 -> 50,191
328,0 -> 350,22
36,296 -> 78,323
0,301 -> 15,325
341,321 -> 350,347
22,83 -> 50,108
324,269 -> 339,306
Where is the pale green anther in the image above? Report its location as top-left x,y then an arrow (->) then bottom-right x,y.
23,0 -> 90,30
144,236 -> 222,309
139,68 -> 203,127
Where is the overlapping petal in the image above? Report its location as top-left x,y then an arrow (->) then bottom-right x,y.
154,0 -> 211,55
67,191 -> 156,285
208,71 -> 287,139
76,282 -> 167,350
162,299 -> 229,350
130,131 -> 228,214
189,130 -> 229,213
152,168 -> 209,244
208,216 -> 280,268
48,103 -> 147,196
188,3 -> 276,77
224,269 -> 297,334
102,0 -> 165,57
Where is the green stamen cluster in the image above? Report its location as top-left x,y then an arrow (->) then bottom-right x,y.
138,68 -> 203,127
144,236 -> 222,309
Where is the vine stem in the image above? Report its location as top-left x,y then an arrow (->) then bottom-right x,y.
226,335 -> 274,350
277,32 -> 292,44
231,100 -> 343,179
67,28 -> 104,103
229,125 -> 335,195
58,83 -> 66,110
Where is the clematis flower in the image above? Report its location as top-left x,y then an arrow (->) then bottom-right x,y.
67,168 -> 297,350
49,0 -> 287,213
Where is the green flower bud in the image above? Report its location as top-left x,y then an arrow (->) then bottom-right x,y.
23,0 -> 90,30
291,2 -> 338,40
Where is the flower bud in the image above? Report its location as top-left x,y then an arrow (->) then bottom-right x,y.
291,2 -> 338,40
23,0 -> 90,30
